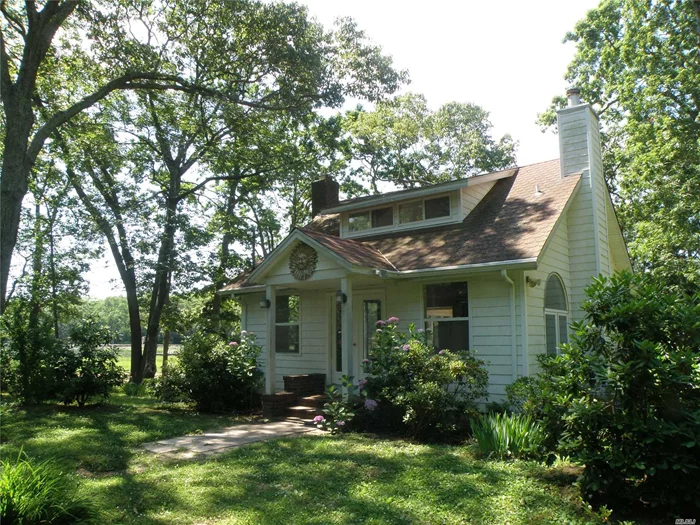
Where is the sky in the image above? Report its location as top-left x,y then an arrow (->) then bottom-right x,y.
85,0 -> 600,298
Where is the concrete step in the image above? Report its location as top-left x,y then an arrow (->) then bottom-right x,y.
298,394 -> 326,408
286,405 -> 322,418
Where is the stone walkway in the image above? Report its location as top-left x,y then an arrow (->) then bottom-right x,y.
143,419 -> 322,459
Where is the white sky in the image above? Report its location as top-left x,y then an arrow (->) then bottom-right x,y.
85,0 -> 599,298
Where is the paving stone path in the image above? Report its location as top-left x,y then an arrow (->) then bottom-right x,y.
143,419 -> 322,459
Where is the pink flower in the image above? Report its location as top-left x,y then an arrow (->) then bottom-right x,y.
313,415 -> 325,423
417,328 -> 425,333
402,344 -> 410,351
240,330 -> 248,336
362,358 -> 370,364
376,320 -> 386,326
336,420 -> 346,427
438,349 -> 445,355
229,341 -> 238,346
364,399 -> 378,411
358,379 -> 368,390
387,316 -> 399,324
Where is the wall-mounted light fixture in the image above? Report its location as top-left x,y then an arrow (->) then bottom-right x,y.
526,276 -> 541,288
259,296 -> 271,309
335,290 -> 347,304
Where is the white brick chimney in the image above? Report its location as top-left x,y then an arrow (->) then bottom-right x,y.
556,88 -> 611,321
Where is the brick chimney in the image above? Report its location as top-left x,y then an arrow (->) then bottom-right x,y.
311,176 -> 339,218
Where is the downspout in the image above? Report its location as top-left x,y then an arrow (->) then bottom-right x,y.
500,270 -> 518,381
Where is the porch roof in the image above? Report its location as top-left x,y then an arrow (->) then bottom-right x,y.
220,159 -> 581,292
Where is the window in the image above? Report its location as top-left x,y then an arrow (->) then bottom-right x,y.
276,295 -> 300,353
424,282 -> 469,352
363,300 -> 382,358
544,274 -> 568,356
348,211 -> 370,232
399,200 -> 423,224
371,207 -> 393,228
425,196 -> 451,219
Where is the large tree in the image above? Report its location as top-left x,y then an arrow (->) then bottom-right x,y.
539,0 -> 700,290
343,93 -> 517,191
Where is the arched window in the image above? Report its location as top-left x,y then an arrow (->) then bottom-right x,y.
544,274 -> 568,355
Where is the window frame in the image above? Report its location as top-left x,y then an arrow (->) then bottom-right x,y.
343,192 -> 456,237
422,281 -> 470,352
543,273 -> 569,356
275,294 -> 302,355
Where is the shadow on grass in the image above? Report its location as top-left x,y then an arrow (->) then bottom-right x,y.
0,393 -> 256,474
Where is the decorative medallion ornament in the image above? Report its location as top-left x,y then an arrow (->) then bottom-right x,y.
289,243 -> 318,281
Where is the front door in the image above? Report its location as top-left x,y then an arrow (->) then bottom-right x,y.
352,292 -> 385,379
329,291 -> 385,384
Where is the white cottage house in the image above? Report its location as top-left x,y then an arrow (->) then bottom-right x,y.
220,90 -> 631,412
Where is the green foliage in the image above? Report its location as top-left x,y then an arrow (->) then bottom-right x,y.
0,453 -> 97,524
316,375 -> 359,434
54,319 -> 125,407
159,330 -> 263,412
471,412 -> 546,460
362,318 -> 489,441
0,301 -> 61,403
344,93 -> 517,190
524,271 -> 700,509
540,0 -> 700,290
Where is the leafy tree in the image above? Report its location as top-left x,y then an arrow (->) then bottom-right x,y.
343,93 -> 516,191
539,0 -> 700,291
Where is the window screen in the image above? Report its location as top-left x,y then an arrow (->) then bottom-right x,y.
371,207 -> 393,228
399,201 -> 423,223
545,274 -> 567,311
424,282 -> 469,352
425,196 -> 450,220
349,211 -> 370,232
275,295 -> 300,353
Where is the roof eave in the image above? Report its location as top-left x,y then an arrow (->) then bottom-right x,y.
375,257 -> 539,279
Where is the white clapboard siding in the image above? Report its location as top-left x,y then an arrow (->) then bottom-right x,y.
526,214 -> 571,374
461,181 -> 495,218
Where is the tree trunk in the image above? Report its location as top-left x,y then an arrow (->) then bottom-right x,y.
0,114 -> 33,313
211,178 -> 239,319
162,330 -> 170,370
142,192 -> 179,378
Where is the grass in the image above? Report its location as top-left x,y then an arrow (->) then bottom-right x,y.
1,393 -> 620,524
114,345 -> 180,372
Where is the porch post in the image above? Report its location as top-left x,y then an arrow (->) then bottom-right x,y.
340,276 -> 354,392
265,285 -> 277,394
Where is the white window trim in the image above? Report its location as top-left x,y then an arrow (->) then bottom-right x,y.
544,273 -> 570,356
275,294 -> 302,356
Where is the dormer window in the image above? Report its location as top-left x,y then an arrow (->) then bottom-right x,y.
349,206 -> 394,232
399,196 -> 450,224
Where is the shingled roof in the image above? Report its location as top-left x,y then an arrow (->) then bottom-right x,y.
221,159 -> 581,291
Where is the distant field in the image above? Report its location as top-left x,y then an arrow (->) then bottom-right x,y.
114,344 -> 180,374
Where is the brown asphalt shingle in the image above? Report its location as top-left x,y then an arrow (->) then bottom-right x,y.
222,159 -> 581,290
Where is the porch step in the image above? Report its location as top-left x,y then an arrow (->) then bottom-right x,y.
286,405 -> 322,418
298,395 -> 326,408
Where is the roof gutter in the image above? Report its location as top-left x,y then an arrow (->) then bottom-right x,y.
374,257 -> 538,279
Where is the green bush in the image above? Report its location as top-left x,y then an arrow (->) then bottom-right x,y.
525,271 -> 700,510
361,318 -> 489,441
54,320 -> 125,407
162,330 -> 263,412
471,412 -> 545,459
0,301 -> 64,403
0,453 -> 97,524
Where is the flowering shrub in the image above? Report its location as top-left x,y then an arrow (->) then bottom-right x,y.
361,318 -> 489,441
155,330 -> 263,412
315,375 -> 360,434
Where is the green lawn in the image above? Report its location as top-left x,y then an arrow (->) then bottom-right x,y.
114,344 -> 180,372
1,393 -> 611,524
